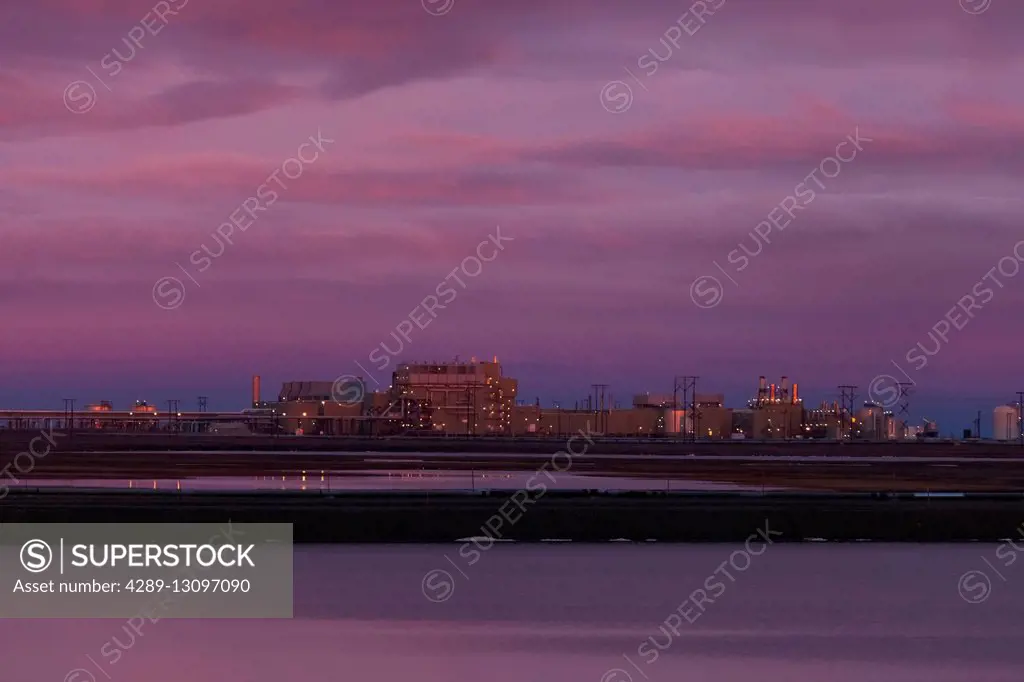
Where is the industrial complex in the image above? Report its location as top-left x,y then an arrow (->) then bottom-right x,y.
265,361 -> 922,440
3,356 -> 1022,442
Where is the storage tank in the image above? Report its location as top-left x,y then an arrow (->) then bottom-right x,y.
661,408 -> 685,434
856,403 -> 885,439
994,405 -> 1020,441
884,413 -> 899,440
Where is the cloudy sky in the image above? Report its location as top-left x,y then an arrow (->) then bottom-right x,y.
1,0 -> 1021,428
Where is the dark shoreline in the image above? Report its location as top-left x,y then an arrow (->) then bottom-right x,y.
4,431 -> 1024,457
3,489 -> 1022,542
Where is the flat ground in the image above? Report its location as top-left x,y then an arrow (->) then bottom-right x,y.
4,448 -> 1024,492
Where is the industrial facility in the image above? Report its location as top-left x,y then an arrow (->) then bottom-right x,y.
224,364 -> 957,440
3,356 -> 1021,442
267,365 -> 943,440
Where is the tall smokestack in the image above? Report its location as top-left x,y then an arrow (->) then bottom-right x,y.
758,376 -> 767,392
781,376 -> 789,398
252,375 -> 261,407
770,384 -> 776,402
792,383 -> 799,404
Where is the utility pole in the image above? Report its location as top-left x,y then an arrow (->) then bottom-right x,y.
896,382 -> 912,425
167,399 -> 180,434
838,385 -> 857,440
591,384 -> 608,433
197,396 -> 208,435
674,376 -> 698,441
62,398 -> 76,438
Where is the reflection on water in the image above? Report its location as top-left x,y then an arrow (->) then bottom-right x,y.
15,470 -> 781,492
3,545 -> 1023,682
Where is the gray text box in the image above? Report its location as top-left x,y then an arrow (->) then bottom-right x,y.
0,523 -> 292,618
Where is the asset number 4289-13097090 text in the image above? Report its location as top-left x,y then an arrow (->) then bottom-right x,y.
126,578 -> 251,593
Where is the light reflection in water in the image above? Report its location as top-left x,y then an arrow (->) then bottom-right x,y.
9,471 -> 779,493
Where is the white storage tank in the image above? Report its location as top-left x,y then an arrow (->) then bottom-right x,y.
994,405 -> 1020,441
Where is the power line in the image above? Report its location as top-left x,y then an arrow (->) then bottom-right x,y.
674,376 -> 699,441
591,384 -> 608,432
62,398 -> 75,438
838,385 -> 857,439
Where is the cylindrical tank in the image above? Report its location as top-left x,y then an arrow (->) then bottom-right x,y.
994,405 -> 1020,441
661,408 -> 685,434
856,403 -> 885,439
885,413 -> 897,440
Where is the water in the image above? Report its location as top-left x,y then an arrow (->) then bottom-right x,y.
3,545 -> 1023,681
68,449 -> 1024,463
15,470 -> 778,492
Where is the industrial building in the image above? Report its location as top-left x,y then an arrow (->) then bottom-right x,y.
0,398 -> 272,433
1,358 -> 983,441
273,380 -> 364,435
804,402 -> 847,439
747,376 -> 803,439
393,358 -> 517,434
264,358 -> 517,436
341,369 -> 814,439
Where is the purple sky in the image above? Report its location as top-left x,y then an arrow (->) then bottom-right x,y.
2,0 -> 1023,429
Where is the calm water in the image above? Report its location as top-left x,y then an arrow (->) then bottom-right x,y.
3,545 -> 1023,681
16,470 -> 779,492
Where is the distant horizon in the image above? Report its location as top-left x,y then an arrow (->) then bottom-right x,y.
3,361 -> 1021,435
